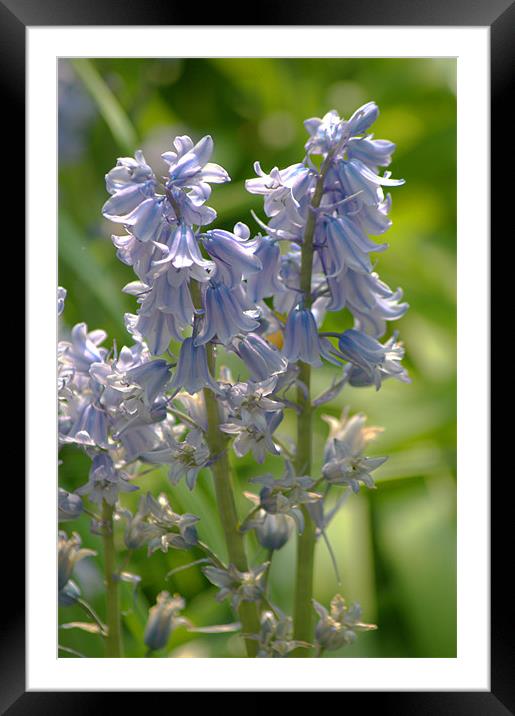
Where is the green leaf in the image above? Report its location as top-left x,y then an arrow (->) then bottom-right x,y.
71,58 -> 138,153
59,211 -> 126,325
60,621 -> 105,636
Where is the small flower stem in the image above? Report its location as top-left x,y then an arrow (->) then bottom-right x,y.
263,549 -> 274,594
202,341 -> 261,657
292,165 -> 328,656
58,644 -> 87,658
77,598 -> 107,637
101,500 -> 123,657
167,405 -> 203,431
273,434 -> 295,460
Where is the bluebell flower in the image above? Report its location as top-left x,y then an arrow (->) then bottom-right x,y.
125,358 -> 171,406
282,307 -> 323,366
322,433 -> 387,492
249,463 -> 320,533
195,282 -> 260,346
314,594 -> 376,651
347,136 -> 396,168
103,150 -> 156,222
348,335 -> 410,389
246,162 -> 314,216
245,236 -> 285,302
144,592 -> 188,651
153,221 -> 213,272
202,563 -> 268,611
167,183 -> 218,227
233,333 -> 287,382
60,323 -> 108,374
127,276 -> 195,334
304,103 -> 379,156
322,409 -> 383,461
327,269 -> 408,337
126,304 -> 183,356
58,531 -> 96,592
57,286 -> 67,316
151,256 -> 211,300
105,150 -> 155,192
338,158 -> 404,206
336,329 -> 410,389
246,163 -> 314,243
76,453 -> 138,506
121,492 -> 199,553
250,609 -> 309,657
255,512 -> 293,551
304,109 -> 347,155
350,193 -> 393,236
168,337 -> 220,396
203,227 -> 262,287
58,488 -> 83,521
112,230 -> 157,283
318,215 -> 387,277
58,579 -> 82,607
347,101 -> 380,135
223,377 -> 284,428
144,492 -> 199,552
141,429 -> 210,491
162,134 -> 230,190
120,501 -> 165,551
122,196 -> 166,244
220,409 -> 283,463
65,399 -> 110,448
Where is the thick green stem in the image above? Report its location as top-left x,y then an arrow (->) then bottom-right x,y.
203,344 -> 260,657
102,500 -> 122,657
292,364 -> 317,654
292,169 -> 327,655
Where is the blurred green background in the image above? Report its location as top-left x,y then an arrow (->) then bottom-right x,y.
58,57 -> 456,659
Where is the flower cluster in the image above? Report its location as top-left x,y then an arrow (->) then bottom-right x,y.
58,103 -> 409,659
103,136 -> 265,375
246,103 -> 410,388
58,320 -> 172,458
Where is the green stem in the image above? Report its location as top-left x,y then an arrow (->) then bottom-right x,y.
101,500 -> 123,657
292,167 -> 328,655
203,343 -> 261,657
167,405 -> 202,430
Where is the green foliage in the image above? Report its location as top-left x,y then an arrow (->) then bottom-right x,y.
58,57 -> 456,658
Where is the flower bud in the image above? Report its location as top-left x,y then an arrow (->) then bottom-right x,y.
58,488 -> 84,521
58,531 -> 96,591
58,579 -> 81,607
144,592 -> 185,651
256,513 -> 292,550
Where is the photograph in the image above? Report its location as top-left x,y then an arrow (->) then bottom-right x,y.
57,56 -> 457,660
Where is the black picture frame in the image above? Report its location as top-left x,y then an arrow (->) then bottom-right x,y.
7,0 -> 503,710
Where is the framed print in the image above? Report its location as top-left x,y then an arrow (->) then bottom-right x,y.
4,0 -> 504,709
